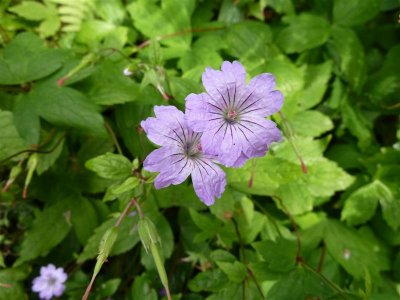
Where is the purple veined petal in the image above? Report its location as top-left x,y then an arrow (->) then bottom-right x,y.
236,74 -> 283,117
141,106 -> 189,148
231,152 -> 249,168
202,61 -> 247,108
185,93 -> 226,132
191,159 -> 226,206
154,157 -> 194,189
237,117 -> 282,158
143,146 -> 184,172
153,105 -> 185,126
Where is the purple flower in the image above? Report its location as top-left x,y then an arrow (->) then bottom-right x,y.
32,264 -> 67,300
141,106 -> 226,206
185,61 -> 283,167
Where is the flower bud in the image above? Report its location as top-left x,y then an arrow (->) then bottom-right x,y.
137,217 -> 161,253
23,153 -> 38,199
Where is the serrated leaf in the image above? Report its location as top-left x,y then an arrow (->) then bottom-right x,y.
216,261 -> 247,283
85,153 -> 132,180
253,237 -> 297,273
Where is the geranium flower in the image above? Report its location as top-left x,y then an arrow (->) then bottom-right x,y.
32,264 -> 67,300
141,106 -> 226,205
185,61 -> 283,167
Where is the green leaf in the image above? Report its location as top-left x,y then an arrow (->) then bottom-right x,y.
333,0 -> 380,26
13,95 -> 40,146
341,181 -> 389,226
252,237 -> 297,273
36,132 -> 65,175
291,110 -> 334,137
131,274 -> 158,300
378,182 -> 400,230
295,60 -> 333,110
365,45 -> 400,108
16,200 -> 71,264
0,33 -> 65,84
216,261 -> 247,283
329,26 -> 365,90
27,84 -> 105,136
0,110 -> 27,162
103,177 -> 140,202
276,14 -> 331,54
341,93 -> 373,149
266,266 -> 340,299
77,215 -> 140,263
188,269 -> 228,292
8,1 -> 60,37
128,0 -> 194,51
85,152 -> 132,180
0,267 -> 28,300
324,219 -> 389,279
225,21 -> 272,60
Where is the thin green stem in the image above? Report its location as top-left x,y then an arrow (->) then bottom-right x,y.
104,120 -> 123,155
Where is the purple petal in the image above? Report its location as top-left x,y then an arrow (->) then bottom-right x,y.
185,93 -> 223,132
141,105 -> 187,147
143,146 -> 183,172
153,157 -> 193,189
52,283 -> 66,297
238,117 -> 282,158
191,159 -> 226,205
201,61 -> 246,107
231,152 -> 249,167
238,74 -> 283,117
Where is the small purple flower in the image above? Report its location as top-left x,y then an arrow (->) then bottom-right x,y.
32,264 -> 67,300
185,61 -> 283,167
141,106 -> 226,205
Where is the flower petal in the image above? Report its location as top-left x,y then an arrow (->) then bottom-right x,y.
185,93 -> 223,132
238,74 -> 283,117
143,146 -> 184,172
202,61 -> 247,108
237,117 -> 282,158
154,157 -> 193,189
141,106 -> 188,147
191,159 -> 226,206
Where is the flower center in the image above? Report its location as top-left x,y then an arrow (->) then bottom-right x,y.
47,276 -> 57,286
225,110 -> 239,124
185,141 -> 202,158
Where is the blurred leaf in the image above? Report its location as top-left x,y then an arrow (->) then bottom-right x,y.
276,14 -> 331,54
131,274 -> 158,300
85,152 -> 132,180
16,200 -> 72,264
0,267 -> 28,300
216,261 -> 247,283
333,0 -> 380,26
188,269 -> 228,292
13,95 -> 40,146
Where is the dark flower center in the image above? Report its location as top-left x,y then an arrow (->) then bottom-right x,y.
47,276 -> 57,286
184,141 -> 202,158
225,110 -> 239,124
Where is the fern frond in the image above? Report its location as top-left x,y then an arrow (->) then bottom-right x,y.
48,0 -> 95,32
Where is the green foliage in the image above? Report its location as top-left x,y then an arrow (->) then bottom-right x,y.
0,0 -> 399,299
